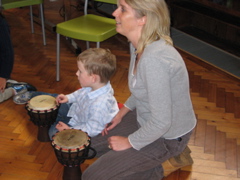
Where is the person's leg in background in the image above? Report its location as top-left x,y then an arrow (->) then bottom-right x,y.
0,88 -> 13,103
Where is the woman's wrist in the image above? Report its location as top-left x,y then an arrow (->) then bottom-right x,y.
118,106 -> 130,119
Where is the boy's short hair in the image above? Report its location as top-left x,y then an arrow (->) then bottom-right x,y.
77,48 -> 116,83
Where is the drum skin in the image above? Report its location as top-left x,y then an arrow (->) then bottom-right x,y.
25,95 -> 60,127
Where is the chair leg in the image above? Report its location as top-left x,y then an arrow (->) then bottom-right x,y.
56,33 -> 60,81
86,41 -> 90,49
96,42 -> 100,48
30,6 -> 34,33
87,42 -> 100,49
39,4 -> 46,45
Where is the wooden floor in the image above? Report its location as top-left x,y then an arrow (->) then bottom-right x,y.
1,1 -> 240,179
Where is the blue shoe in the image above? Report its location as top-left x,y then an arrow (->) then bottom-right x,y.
6,82 -> 37,91
9,85 -> 28,95
13,91 -> 33,104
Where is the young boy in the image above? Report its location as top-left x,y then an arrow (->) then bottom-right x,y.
48,48 -> 119,138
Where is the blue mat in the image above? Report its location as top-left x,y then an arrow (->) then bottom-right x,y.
171,28 -> 240,79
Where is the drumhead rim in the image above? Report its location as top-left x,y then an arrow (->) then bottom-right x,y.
26,105 -> 59,113
52,129 -> 90,152
52,142 -> 90,152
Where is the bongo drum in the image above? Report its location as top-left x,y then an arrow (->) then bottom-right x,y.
52,129 -> 96,180
25,95 -> 60,142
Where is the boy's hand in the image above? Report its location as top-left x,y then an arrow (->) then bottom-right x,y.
56,121 -> 70,131
56,94 -> 68,104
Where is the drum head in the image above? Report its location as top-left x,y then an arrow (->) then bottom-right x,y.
28,95 -> 57,111
53,129 -> 90,152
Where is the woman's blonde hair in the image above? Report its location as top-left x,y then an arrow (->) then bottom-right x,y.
77,48 -> 116,83
125,0 -> 173,53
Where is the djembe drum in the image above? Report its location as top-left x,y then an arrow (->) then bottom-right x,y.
52,129 -> 96,180
25,95 -> 60,142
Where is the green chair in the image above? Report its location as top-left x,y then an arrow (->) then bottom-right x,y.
1,0 -> 46,45
56,0 -> 117,81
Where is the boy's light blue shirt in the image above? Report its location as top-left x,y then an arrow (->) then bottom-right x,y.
66,81 -> 119,137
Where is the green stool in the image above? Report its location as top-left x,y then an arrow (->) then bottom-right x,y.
56,0 -> 117,81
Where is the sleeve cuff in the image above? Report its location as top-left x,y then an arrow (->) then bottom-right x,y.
128,136 -> 140,151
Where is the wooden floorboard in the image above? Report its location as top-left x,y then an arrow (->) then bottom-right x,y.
1,1 -> 240,179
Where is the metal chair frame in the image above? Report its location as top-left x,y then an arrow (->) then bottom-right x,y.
0,0 -> 46,45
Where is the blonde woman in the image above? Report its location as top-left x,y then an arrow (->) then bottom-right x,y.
82,0 -> 197,179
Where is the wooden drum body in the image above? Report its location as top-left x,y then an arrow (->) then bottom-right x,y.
52,129 -> 96,180
25,95 -> 60,142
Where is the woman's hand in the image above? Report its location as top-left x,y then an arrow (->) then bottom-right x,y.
56,94 -> 68,104
56,121 -> 70,131
102,106 -> 131,136
108,136 -> 132,151
102,113 -> 122,136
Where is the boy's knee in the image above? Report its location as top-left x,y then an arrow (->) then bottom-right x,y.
48,125 -> 58,140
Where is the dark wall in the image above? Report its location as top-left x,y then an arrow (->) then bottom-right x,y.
167,0 -> 240,48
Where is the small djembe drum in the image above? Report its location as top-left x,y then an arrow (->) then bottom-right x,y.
52,129 -> 96,180
25,95 -> 60,142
